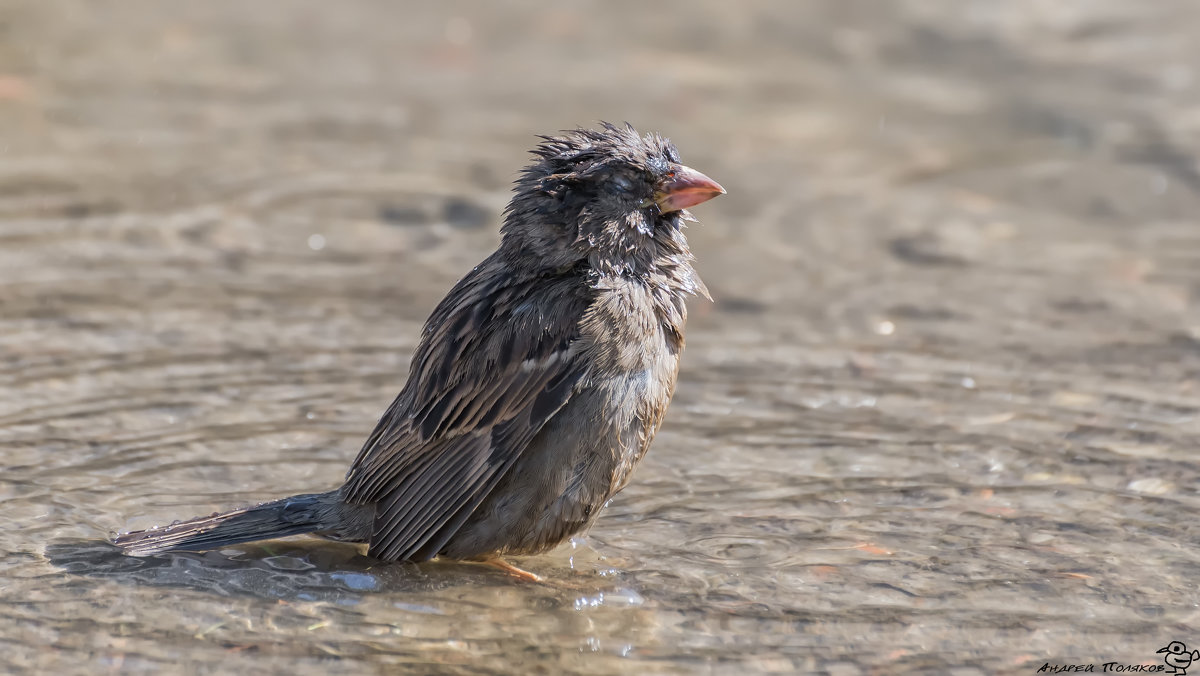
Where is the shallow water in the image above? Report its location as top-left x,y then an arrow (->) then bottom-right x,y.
3,1 -> 1200,674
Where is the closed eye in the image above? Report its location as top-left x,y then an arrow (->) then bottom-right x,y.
611,175 -> 634,192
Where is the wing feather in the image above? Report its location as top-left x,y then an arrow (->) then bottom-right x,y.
340,258 -> 591,561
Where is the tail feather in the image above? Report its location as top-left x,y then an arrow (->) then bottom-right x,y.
113,492 -> 340,556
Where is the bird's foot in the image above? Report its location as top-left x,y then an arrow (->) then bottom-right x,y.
481,558 -> 543,583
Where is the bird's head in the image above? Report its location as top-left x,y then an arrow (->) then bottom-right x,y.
501,123 -> 723,283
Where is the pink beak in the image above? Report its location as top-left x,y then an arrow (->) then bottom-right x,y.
654,165 -> 725,213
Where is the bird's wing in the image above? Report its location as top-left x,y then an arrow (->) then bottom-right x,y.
342,264 -> 590,561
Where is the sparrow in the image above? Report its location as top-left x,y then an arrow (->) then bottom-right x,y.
113,123 -> 724,579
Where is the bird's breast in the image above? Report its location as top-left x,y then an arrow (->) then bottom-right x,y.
577,280 -> 685,488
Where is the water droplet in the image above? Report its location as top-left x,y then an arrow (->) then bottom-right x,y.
307,233 -> 326,250
961,376 -> 976,389
875,320 -> 895,336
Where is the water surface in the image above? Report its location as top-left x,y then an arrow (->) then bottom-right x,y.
2,1 -> 1199,674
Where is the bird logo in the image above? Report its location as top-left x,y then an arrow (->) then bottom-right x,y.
1159,641 -> 1200,675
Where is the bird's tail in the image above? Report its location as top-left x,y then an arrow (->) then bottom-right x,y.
113,491 -> 345,556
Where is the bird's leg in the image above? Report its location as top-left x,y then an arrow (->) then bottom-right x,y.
481,558 -> 543,583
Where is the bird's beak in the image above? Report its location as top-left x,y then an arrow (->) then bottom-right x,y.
653,165 -> 725,214
1158,648 -> 1168,653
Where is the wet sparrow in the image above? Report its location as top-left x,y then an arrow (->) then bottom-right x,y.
114,123 -> 724,579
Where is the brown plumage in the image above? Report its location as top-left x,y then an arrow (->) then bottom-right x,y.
113,123 -> 724,575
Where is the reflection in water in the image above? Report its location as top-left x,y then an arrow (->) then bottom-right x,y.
46,540 -> 434,601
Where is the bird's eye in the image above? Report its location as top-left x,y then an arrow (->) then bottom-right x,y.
612,175 -> 634,192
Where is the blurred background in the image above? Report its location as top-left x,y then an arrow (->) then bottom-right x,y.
2,1 -> 1199,674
